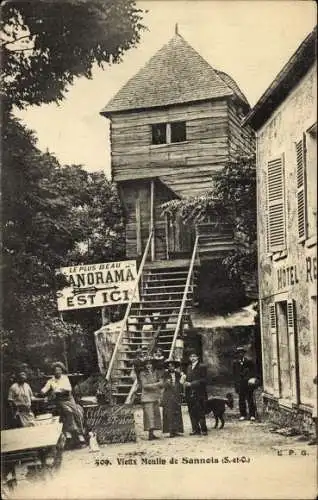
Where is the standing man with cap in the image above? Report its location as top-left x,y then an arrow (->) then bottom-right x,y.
233,346 -> 257,421
183,349 -> 208,436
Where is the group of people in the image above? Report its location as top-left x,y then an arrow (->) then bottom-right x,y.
134,345 -> 259,440
134,347 -> 209,440
7,345 -> 259,445
7,362 -> 86,445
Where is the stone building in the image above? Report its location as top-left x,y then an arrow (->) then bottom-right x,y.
245,27 -> 317,433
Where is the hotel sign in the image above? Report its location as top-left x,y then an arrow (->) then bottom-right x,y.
56,260 -> 140,311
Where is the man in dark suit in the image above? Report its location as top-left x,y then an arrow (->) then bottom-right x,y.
184,349 -> 208,435
233,346 -> 257,421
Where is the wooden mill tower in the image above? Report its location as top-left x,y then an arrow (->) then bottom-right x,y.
101,31 -> 255,402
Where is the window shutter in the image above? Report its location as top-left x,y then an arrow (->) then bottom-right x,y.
296,136 -> 307,241
269,303 -> 280,396
287,299 -> 299,403
264,171 -> 270,253
267,156 -> 286,252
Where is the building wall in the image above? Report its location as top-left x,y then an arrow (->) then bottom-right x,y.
256,63 -> 317,427
110,98 -> 253,199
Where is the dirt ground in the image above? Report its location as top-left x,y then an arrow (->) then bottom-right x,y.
8,389 -> 317,500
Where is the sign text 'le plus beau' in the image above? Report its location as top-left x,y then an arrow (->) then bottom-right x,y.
56,260 -> 140,311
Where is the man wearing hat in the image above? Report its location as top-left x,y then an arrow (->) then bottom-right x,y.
233,347 -> 257,421
183,350 -> 208,436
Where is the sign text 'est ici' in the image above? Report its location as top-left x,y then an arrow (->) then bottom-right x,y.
56,260 -> 140,311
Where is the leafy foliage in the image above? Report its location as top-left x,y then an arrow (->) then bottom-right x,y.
1,0 -> 145,109
162,155 -> 257,281
1,0 -> 145,373
2,115 -> 125,371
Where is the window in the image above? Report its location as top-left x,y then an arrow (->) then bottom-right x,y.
171,121 -> 186,143
266,155 -> 286,253
269,300 -> 299,403
152,123 -> 166,145
151,122 -> 186,145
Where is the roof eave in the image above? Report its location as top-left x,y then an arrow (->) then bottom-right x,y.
100,94 -> 234,118
243,26 -> 317,131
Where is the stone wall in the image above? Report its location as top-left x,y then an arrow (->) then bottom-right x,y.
263,394 -> 315,436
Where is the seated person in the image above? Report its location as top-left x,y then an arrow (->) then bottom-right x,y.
41,362 -> 85,444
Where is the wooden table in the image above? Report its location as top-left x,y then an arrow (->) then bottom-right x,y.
1,423 -> 64,485
2,423 -> 63,454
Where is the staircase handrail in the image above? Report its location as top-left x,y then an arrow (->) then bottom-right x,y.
106,228 -> 154,382
168,234 -> 199,360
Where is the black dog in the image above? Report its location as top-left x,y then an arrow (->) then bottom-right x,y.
205,393 -> 234,429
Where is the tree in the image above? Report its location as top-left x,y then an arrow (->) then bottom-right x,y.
1,0 -> 145,372
2,115 -> 125,372
162,155 -> 257,283
1,0 -> 145,109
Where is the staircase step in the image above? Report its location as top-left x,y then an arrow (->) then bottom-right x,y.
125,329 -> 176,334
128,314 -> 190,321
143,284 -> 190,289
140,299 -> 192,304
143,277 -> 191,283
142,291 -> 192,297
144,270 -> 194,278
198,232 -> 233,238
144,258 -> 197,270
130,306 -> 191,312
113,367 -> 133,372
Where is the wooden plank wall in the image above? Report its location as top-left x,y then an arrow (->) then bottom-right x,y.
228,99 -> 255,158
120,182 -> 150,259
110,99 -> 230,198
120,180 -> 178,260
153,181 -> 174,261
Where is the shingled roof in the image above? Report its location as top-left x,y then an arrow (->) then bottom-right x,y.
101,33 -> 249,115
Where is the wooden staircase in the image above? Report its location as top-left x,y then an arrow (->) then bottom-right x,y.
110,266 -> 197,404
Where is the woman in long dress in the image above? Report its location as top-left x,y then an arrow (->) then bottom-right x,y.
162,360 -> 184,438
139,359 -> 163,440
41,362 -> 85,444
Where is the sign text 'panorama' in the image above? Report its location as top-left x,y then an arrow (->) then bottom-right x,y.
56,260 -> 139,311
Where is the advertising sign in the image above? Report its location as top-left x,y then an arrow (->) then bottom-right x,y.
56,260 -> 139,311
85,405 -> 136,444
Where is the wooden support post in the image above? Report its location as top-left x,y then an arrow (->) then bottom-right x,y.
150,180 -> 155,261
101,307 -> 109,326
136,197 -> 142,255
165,213 -> 170,260
59,312 -> 69,372
175,215 -> 181,252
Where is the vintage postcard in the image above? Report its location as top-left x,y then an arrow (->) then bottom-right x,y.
1,1 -> 317,499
